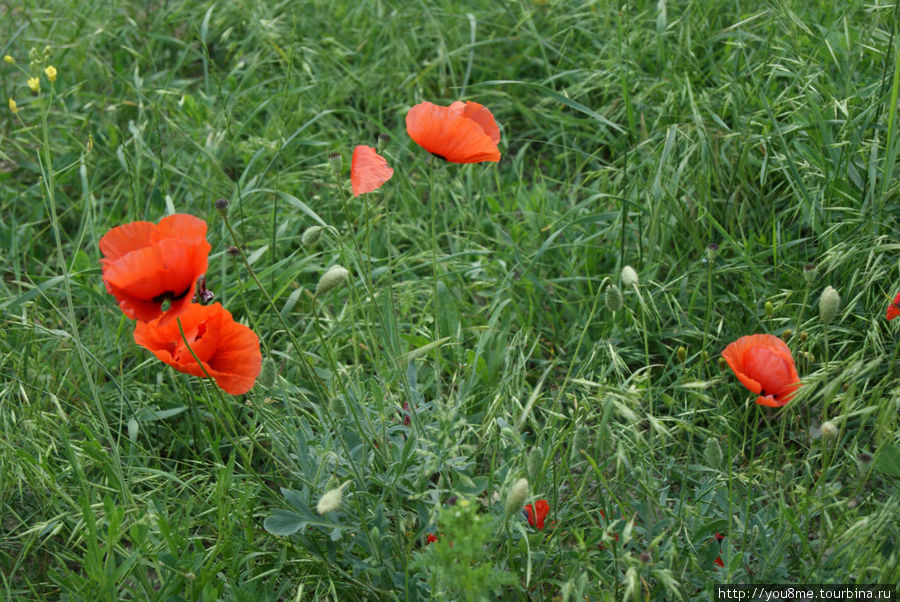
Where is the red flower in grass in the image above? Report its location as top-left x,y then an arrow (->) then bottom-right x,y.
100,214 -> 211,323
133,302 -> 261,395
426,533 -> 438,545
722,334 -> 801,407
351,145 -> 393,196
887,291 -> 900,321
524,499 -> 550,530
714,533 -> 725,568
405,101 -> 501,163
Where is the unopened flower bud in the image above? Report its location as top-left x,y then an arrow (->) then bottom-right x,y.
819,286 -> 840,324
799,331 -> 808,343
3,55 -> 14,64
676,345 -> 687,364
214,198 -> 229,215
781,329 -> 792,340
717,357 -> 727,371
605,284 -> 623,312
765,301 -> 774,317
803,263 -> 817,284
302,225 -> 324,247
258,357 -> 277,389
504,478 -> 529,517
700,350 -> 709,362
317,481 -> 350,514
706,243 -> 719,262
376,133 -> 390,151
44,65 -> 57,82
227,245 -> 240,256
621,265 -> 638,287
316,264 -> 349,295
639,552 -> 652,564
856,453 -> 873,475
820,421 -> 838,440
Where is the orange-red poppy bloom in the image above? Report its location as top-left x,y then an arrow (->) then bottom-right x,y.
405,100 -> 501,164
351,145 -> 393,196
722,334 -> 801,407
887,291 -> 900,321
524,499 -> 550,530
100,214 -> 211,323
133,302 -> 261,395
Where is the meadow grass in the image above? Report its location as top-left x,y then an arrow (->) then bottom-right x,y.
1,0 -> 899,599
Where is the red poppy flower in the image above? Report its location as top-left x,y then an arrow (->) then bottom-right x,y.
133,302 -> 261,395
351,145 -> 393,196
405,100 -> 501,163
523,499 -> 550,530
100,214 -> 211,323
426,533 -> 437,545
887,291 -> 900,321
714,556 -> 724,568
722,334 -> 801,407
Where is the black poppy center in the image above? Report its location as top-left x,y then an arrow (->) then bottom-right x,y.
152,283 -> 193,304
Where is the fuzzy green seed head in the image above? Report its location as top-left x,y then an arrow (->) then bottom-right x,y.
605,284 -> 623,312
526,447 -> 543,484
504,478 -> 529,517
317,481 -> 350,514
621,265 -> 638,287
316,265 -> 350,296
703,437 -> 723,468
819,286 -> 840,324
820,420 -> 838,441
302,225 -> 324,247
258,357 -> 277,389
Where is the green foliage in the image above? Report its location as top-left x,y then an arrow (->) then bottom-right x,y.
1,0 -> 899,599
414,499 -> 517,601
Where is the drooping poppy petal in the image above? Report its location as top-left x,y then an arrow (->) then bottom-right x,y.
100,214 -> 211,323
523,499 -> 550,530
722,334 -> 801,407
350,145 -> 393,196
133,302 -> 262,395
406,101 -> 501,164
887,291 -> 900,321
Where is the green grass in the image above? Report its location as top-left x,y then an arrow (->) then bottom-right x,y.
2,0 -> 899,599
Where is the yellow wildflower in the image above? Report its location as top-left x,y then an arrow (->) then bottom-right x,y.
27,77 -> 40,93
8,98 -> 18,114
3,55 -> 14,65
45,65 -> 57,82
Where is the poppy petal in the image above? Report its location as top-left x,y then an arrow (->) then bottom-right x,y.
100,214 -> 211,323
99,221 -> 155,261
887,291 -> 900,321
351,145 -> 393,196
406,101 -> 501,164
722,334 -> 801,407
133,303 -> 262,395
449,101 -> 501,144
524,499 -> 550,530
